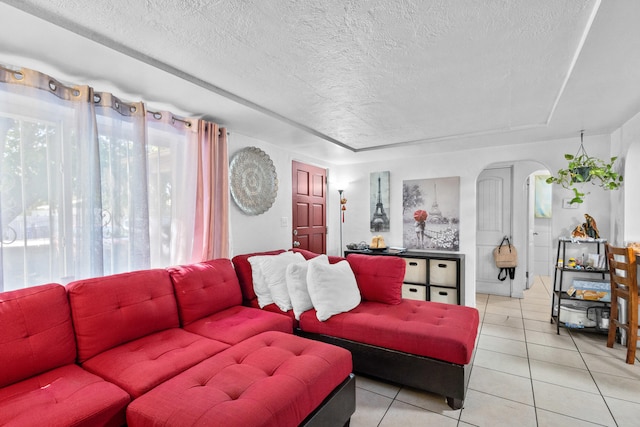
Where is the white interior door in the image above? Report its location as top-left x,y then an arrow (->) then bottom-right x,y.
527,171 -> 554,288
526,173 -> 553,285
527,178 -> 536,288
476,166 -> 513,296
533,217 -> 553,277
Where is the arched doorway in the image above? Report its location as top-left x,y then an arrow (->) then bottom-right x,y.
476,160 -> 551,298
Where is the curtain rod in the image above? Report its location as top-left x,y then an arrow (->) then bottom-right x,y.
2,63 -> 230,135
147,110 -> 193,128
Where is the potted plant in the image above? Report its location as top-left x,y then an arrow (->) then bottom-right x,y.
546,132 -> 623,204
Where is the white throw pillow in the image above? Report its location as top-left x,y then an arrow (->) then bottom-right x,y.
248,255 -> 274,308
286,255 -> 329,320
261,251 -> 305,311
248,252 -> 302,308
307,260 -> 361,321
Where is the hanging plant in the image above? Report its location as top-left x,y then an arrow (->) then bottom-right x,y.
546,131 -> 623,204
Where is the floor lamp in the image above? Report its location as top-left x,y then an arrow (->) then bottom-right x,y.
339,189 -> 346,256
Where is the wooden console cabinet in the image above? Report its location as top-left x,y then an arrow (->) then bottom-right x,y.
344,250 -> 465,305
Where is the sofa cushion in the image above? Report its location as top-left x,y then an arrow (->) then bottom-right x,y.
307,260 -> 361,321
81,328 -> 229,398
67,269 -> 180,363
183,305 -> 293,344
0,364 -> 130,427
286,254 -> 329,320
347,254 -> 405,304
0,284 -> 76,388
232,249 -> 285,304
126,331 -> 352,427
291,248 -> 345,264
168,258 -> 243,326
299,300 -> 479,365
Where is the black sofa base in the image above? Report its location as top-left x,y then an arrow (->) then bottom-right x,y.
296,330 -> 471,410
301,373 -> 355,427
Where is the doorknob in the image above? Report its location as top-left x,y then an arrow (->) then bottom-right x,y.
293,241 -> 300,247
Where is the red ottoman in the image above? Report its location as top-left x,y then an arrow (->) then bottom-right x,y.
127,331 -> 354,427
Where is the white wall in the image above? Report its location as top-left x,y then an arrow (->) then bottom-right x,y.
228,132 -> 336,256
616,110 -> 640,244
227,115 -> 635,309
1,1 -> 634,308
329,134 -> 615,307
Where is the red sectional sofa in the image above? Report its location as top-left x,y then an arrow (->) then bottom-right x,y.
0,284 -> 130,426
0,258 -> 355,427
233,249 -> 480,410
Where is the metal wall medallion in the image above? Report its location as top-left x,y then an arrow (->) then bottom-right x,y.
229,146 -> 278,215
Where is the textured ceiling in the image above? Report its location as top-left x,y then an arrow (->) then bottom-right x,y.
2,0 -> 640,163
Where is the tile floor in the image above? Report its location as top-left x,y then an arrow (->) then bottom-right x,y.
350,276 -> 640,426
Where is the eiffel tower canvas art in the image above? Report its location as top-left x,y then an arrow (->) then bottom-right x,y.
370,171 -> 390,232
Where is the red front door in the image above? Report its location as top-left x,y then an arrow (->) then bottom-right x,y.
292,161 -> 326,254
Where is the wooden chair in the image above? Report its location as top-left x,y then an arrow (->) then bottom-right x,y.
605,244 -> 638,364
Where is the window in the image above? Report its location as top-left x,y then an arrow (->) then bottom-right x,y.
0,67 -> 224,292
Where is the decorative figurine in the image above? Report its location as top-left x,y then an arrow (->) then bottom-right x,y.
571,224 -> 587,239
571,214 -> 600,239
583,213 -> 599,239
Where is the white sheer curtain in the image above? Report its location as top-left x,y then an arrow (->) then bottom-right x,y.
94,92 -> 151,273
0,65 -> 215,291
146,110 -> 199,267
0,68 -> 104,286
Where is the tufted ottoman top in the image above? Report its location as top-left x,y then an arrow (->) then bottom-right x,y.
299,299 -> 479,365
126,331 -> 352,427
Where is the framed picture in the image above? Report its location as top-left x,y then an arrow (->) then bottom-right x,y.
370,171 -> 390,232
402,176 -> 460,251
534,175 -> 552,218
